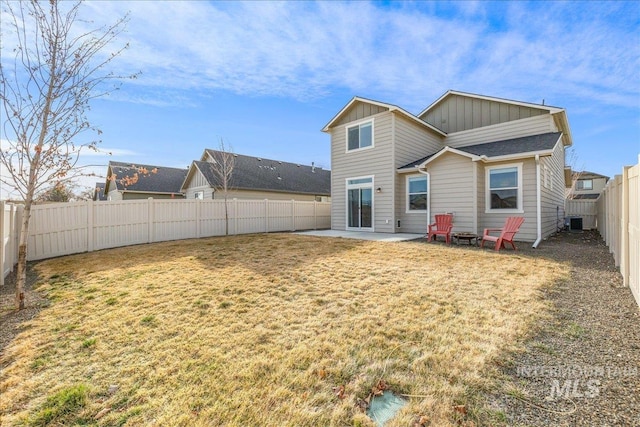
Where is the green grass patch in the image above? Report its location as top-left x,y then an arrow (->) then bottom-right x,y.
28,384 -> 88,426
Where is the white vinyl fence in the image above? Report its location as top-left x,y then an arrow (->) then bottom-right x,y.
1,198 -> 330,283
597,155 -> 640,307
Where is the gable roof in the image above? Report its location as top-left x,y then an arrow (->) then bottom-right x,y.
186,151 -> 331,196
398,132 -> 563,170
418,90 -> 565,118
321,96 -> 446,136
573,170 -> 610,180
105,161 -> 188,194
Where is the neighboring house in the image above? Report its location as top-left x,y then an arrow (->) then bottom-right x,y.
567,170 -> 609,199
93,182 -> 107,201
181,149 -> 331,201
104,161 -> 187,200
322,90 -> 573,245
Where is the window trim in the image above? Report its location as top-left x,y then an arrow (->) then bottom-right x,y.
485,162 -> 524,213
345,118 -> 375,153
194,191 -> 204,199
345,175 -> 374,231
576,179 -> 593,191
405,174 -> 428,214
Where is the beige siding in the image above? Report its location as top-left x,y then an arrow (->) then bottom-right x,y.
478,159 -> 538,242
330,111 -> 394,232
219,190 -> 318,201
107,189 -> 122,201
572,176 -> 608,196
445,115 -> 555,148
393,114 -> 444,167
421,94 -> 547,133
122,192 -> 184,200
393,114 -> 444,233
423,152 -> 475,234
184,168 -> 215,199
540,142 -> 566,238
397,173 -> 429,234
335,101 -> 389,127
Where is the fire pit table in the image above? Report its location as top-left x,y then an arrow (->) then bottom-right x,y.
452,232 -> 480,246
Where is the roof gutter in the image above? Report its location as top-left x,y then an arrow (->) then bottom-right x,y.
533,154 -> 542,248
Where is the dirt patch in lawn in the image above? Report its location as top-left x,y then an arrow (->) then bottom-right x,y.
1,233 -> 567,426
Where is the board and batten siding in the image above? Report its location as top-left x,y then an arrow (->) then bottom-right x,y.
478,158 -> 538,242
421,94 -> 547,134
540,142 -> 566,237
334,101 -> 389,127
330,111 -> 394,232
445,115 -> 556,148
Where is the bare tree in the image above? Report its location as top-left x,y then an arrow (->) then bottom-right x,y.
208,140 -> 235,235
0,0 -> 135,309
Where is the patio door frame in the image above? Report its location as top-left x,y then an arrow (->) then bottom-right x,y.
346,175 -> 374,231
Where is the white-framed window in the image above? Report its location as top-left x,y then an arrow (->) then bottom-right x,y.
486,163 -> 523,213
576,179 -> 593,190
194,191 -> 204,199
346,119 -> 373,152
406,175 -> 428,212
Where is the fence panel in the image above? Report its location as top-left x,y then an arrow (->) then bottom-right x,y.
152,199 -> 198,242
27,202 -> 88,260
597,155 -> 640,306
0,198 -> 331,275
94,200 -> 149,251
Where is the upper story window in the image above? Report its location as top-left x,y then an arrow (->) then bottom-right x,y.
576,179 -> 593,190
346,120 -> 373,151
486,163 -> 523,212
407,175 -> 427,212
194,191 -> 204,199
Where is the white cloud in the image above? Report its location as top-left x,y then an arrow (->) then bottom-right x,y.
4,1 -> 639,111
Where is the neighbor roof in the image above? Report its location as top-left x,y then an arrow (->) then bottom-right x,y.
573,171 -> 610,180
106,161 -> 187,194
398,132 -> 563,170
188,151 -> 331,195
571,193 -> 601,200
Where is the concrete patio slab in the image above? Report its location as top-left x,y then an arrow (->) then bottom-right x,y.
296,229 -> 424,242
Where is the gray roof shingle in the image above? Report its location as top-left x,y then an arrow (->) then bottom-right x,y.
108,161 -> 187,194
398,132 -> 562,170
196,150 -> 331,195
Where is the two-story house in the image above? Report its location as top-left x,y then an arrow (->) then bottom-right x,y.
567,171 -> 609,200
322,90 -> 573,246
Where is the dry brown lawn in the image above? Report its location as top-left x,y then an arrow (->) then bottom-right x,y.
0,234 -> 568,426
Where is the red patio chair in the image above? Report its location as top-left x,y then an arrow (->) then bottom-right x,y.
480,217 -> 525,251
427,214 -> 453,244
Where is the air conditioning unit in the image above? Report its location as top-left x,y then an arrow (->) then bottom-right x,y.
569,217 -> 583,232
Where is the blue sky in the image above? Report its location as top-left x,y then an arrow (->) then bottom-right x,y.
3,1 -> 640,195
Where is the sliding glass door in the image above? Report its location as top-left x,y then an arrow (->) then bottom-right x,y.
346,177 -> 373,230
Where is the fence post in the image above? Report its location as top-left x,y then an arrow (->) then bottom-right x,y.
148,198 -> 154,243
621,166 -> 630,287
0,201 -> 5,287
87,199 -> 94,253
195,199 -> 201,239
11,204 -> 19,270
314,201 -> 318,230
291,200 -> 295,231
265,199 -> 269,233
233,198 -> 238,235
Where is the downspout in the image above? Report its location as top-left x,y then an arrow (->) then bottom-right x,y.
533,155 -> 542,248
